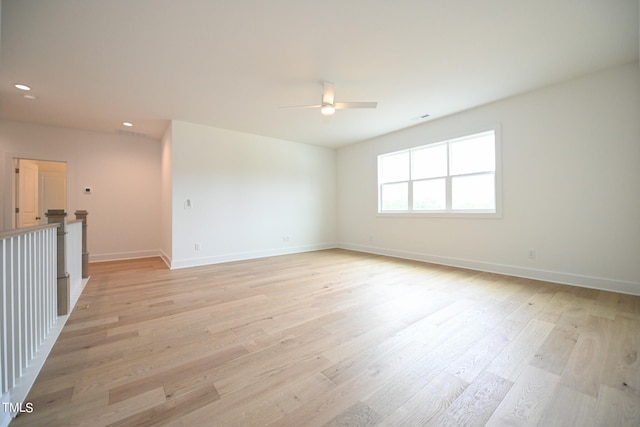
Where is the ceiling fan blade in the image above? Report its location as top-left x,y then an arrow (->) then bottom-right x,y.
334,101 -> 378,109
279,104 -> 321,109
322,81 -> 335,105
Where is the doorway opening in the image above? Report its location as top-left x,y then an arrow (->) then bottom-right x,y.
15,158 -> 67,228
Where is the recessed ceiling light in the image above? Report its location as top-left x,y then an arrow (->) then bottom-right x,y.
122,122 -> 133,127
14,84 -> 31,91
23,94 -> 38,100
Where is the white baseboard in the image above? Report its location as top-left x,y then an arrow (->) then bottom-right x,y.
338,243 -> 640,296
89,249 -> 163,263
159,249 -> 172,269
87,243 -> 639,295
170,243 -> 337,270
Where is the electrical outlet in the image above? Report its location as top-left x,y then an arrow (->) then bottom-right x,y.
282,236 -> 290,242
528,248 -> 536,259
184,199 -> 192,209
195,243 -> 201,251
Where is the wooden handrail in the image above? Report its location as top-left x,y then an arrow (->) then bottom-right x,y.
0,223 -> 59,241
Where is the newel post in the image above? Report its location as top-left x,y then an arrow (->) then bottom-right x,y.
46,209 -> 70,315
75,210 -> 89,278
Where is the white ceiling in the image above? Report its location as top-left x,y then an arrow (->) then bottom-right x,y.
0,0 -> 638,148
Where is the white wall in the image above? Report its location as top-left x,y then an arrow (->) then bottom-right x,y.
169,120 -> 336,268
337,63 -> 640,294
160,123 -> 173,265
0,121 -> 162,261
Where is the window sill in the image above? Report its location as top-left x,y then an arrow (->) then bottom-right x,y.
377,211 -> 502,219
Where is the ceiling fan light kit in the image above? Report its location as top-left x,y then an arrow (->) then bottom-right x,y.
321,104 -> 336,115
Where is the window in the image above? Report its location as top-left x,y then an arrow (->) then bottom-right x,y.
378,129 -> 499,216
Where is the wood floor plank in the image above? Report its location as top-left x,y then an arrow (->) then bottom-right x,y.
268,339 -> 444,426
429,370 -> 513,426
107,345 -> 243,404
537,384 -> 596,427
106,384 -> 220,427
9,249 -> 640,427
445,326 -> 511,383
323,401 -> 382,427
376,371 -> 467,427
560,315 -> 613,397
601,315 -> 640,397
322,337 -> 428,388
182,369 -> 335,427
88,387 -> 167,427
358,340 -> 444,417
529,325 -> 577,375
593,385 -> 640,427
485,365 -> 559,426
486,318 -> 555,382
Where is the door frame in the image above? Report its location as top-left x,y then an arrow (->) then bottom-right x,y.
4,152 -> 76,230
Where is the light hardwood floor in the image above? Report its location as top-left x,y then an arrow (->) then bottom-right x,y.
10,249 -> 640,426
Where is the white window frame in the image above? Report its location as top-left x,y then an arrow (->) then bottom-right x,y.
377,127 -> 502,218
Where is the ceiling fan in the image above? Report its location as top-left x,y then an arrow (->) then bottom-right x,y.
281,81 -> 377,115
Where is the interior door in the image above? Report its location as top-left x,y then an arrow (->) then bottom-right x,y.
39,171 -> 67,225
17,159 -> 39,227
